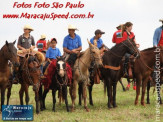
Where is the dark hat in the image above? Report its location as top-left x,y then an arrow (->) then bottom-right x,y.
95,29 -> 105,35
51,38 -> 57,43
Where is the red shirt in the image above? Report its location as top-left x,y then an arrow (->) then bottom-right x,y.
123,31 -> 135,41
158,30 -> 163,46
112,30 -> 124,44
36,40 -> 46,52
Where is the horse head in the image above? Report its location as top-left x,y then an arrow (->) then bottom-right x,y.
25,55 -> 41,91
2,40 -> 19,67
87,40 -> 103,68
56,56 -> 66,78
122,37 -> 140,58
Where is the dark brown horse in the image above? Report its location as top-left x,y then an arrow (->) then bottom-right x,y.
134,46 -> 163,106
0,41 -> 19,111
101,38 -> 139,108
19,54 -> 41,114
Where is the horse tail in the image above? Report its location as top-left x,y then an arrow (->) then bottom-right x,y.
58,90 -> 65,105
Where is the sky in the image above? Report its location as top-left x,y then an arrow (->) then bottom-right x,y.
0,0 -> 163,54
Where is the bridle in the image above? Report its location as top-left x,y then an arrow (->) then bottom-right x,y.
22,54 -> 41,91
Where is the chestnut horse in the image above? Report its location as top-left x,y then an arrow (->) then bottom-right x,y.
70,40 -> 103,112
134,46 -> 163,106
19,54 -> 42,114
0,41 -> 19,111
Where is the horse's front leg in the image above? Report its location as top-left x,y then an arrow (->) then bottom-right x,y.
42,88 -> 49,110
1,87 -> 6,111
24,84 -> 29,105
78,83 -> 83,105
38,84 -> 43,111
113,81 -> 117,108
19,84 -> 25,105
106,78 -> 112,108
83,82 -> 89,112
141,77 -> 149,106
146,81 -> 150,104
7,85 -> 12,105
63,86 -> 69,112
35,90 -> 40,114
135,76 -> 141,105
52,89 -> 56,112
88,80 -> 94,106
71,80 -> 77,112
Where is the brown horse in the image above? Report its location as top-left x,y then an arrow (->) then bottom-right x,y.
70,40 -> 103,112
134,46 -> 163,106
18,53 -> 43,114
0,41 -> 19,111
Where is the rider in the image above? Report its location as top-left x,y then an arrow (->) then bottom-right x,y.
63,24 -> 82,67
13,25 -> 35,83
122,22 -> 139,90
36,34 -> 47,53
153,19 -> 163,47
43,38 -> 61,72
36,34 -> 47,77
112,24 -> 124,44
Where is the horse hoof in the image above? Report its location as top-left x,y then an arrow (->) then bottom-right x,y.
71,108 -> 75,112
141,103 -> 146,107
113,104 -> 117,108
36,111 -> 40,114
134,102 -> 138,105
146,102 -> 150,104
85,107 -> 89,112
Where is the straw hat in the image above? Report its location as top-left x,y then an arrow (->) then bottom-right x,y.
68,24 -> 78,30
40,34 -> 46,39
23,24 -> 34,31
159,19 -> 163,22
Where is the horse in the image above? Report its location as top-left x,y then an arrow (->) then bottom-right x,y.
41,57 -> 70,112
134,46 -> 163,106
101,37 -> 139,108
70,40 -> 103,112
18,53 -> 43,114
0,41 -> 19,111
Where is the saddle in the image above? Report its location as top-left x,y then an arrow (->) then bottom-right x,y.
17,49 -> 37,57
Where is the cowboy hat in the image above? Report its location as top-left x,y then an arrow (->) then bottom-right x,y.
23,24 -> 34,31
40,34 -> 46,40
68,24 -> 78,30
159,19 -> 163,22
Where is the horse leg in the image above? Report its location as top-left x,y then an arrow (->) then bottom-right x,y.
88,80 -> 94,106
106,78 -> 112,108
78,83 -> 82,105
113,82 -> 118,108
39,84 -> 44,111
52,89 -> 56,112
71,80 -> 77,112
146,80 -> 150,104
141,77 -> 149,106
7,85 -> 12,105
24,85 -> 29,105
63,86 -> 69,112
119,79 -> 126,91
19,84 -> 25,105
135,76 -> 141,105
83,82 -> 89,112
42,88 -> 49,110
35,90 -> 40,114
1,87 -> 6,111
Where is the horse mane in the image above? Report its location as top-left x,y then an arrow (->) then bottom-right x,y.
34,51 -> 45,64
141,47 -> 156,52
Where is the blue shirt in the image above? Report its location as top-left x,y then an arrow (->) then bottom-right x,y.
153,26 -> 163,46
63,34 -> 82,50
46,47 -> 61,59
90,37 -> 103,49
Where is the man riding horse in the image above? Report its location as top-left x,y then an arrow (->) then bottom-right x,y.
63,24 -> 82,67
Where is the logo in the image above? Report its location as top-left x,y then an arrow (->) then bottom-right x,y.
2,105 -> 33,121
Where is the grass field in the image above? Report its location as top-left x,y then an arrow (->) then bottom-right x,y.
1,78 -> 163,122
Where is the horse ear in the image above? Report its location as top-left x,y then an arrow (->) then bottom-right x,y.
6,40 -> 9,46
13,40 -> 16,45
87,39 -> 92,46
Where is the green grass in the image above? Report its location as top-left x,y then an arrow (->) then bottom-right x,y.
0,78 -> 163,122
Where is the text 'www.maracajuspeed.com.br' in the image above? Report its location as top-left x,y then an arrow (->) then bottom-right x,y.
3,12 -> 94,20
